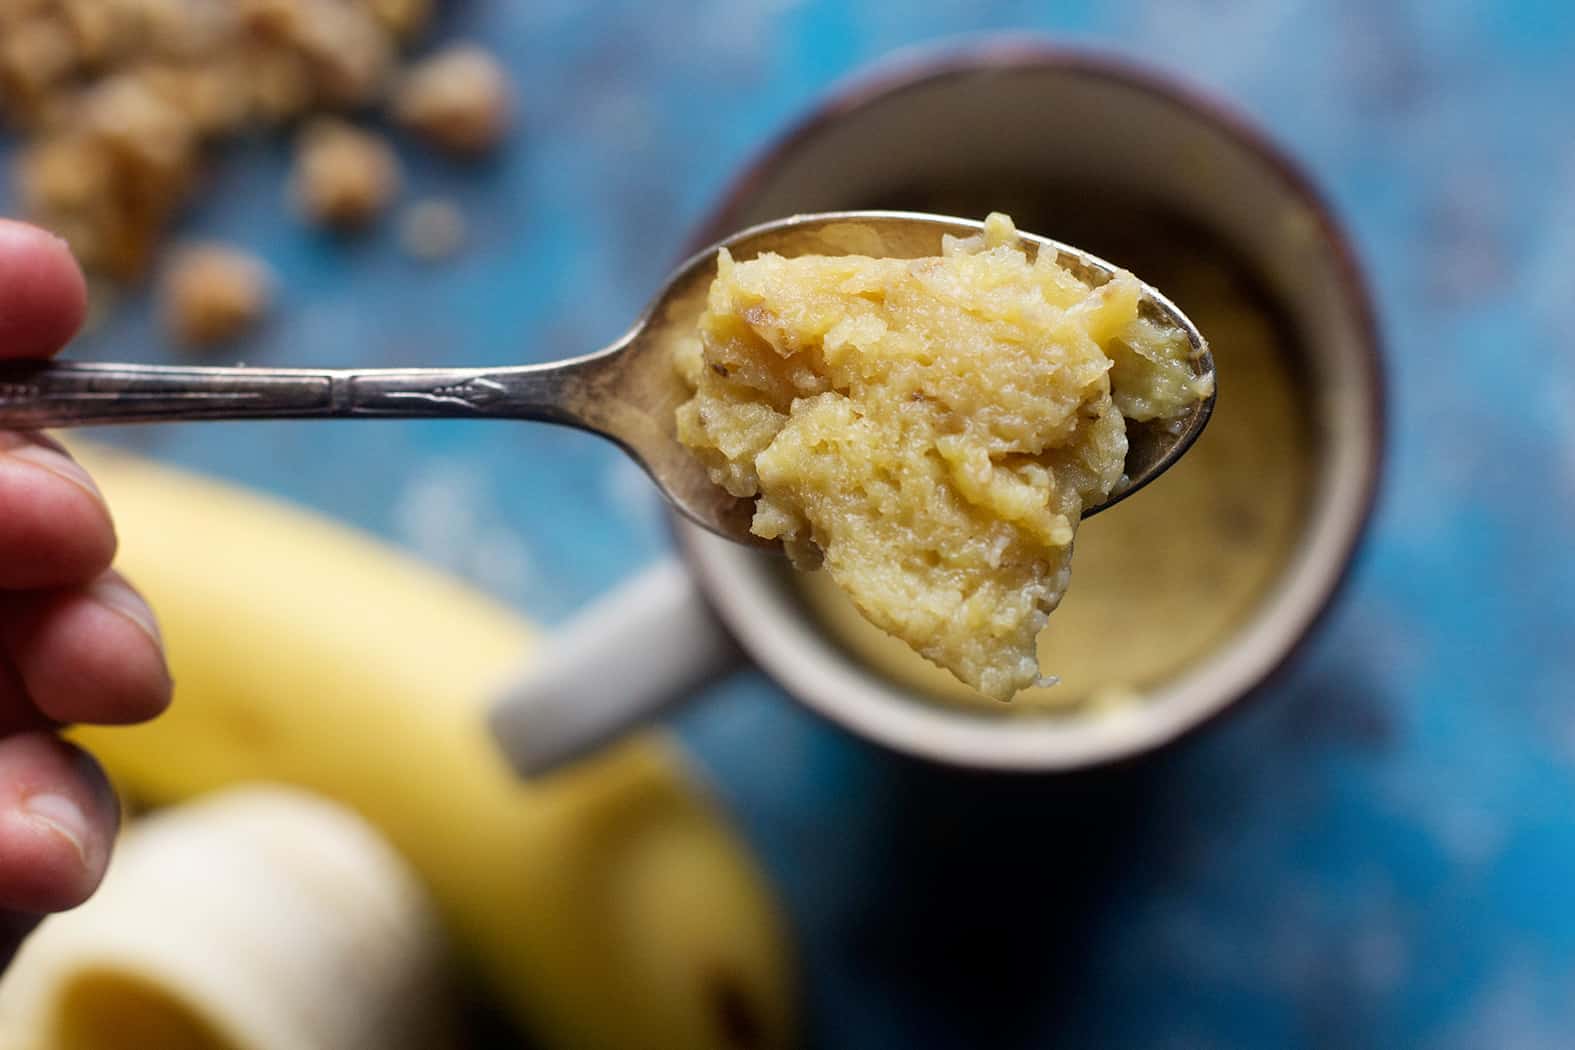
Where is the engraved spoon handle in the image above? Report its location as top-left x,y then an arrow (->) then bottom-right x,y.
0,359 -> 608,429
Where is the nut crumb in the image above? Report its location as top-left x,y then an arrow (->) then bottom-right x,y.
394,45 -> 512,154
291,119 -> 401,230
161,245 -> 274,349
366,0 -> 432,38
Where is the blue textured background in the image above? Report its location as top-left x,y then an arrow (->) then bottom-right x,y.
8,2 -> 1575,1047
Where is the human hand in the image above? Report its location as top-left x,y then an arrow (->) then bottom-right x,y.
0,220 -> 172,969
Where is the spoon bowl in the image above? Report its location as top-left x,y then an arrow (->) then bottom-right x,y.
0,211 -> 1215,546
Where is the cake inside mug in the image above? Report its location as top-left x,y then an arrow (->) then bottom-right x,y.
673,212 -> 1211,701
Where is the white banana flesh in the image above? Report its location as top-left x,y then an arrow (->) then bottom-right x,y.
0,785 -> 452,1050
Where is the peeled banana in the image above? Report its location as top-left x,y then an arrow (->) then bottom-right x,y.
0,785 -> 453,1050
67,444 -> 795,1050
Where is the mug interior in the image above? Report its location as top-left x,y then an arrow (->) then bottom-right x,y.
679,48 -> 1382,770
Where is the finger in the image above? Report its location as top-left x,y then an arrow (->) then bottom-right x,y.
0,733 -> 119,914
0,220 -> 88,360
0,652 -> 51,739
0,570 -> 171,727
0,431 -> 116,590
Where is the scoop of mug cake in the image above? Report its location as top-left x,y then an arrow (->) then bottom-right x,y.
675,212 -> 1208,699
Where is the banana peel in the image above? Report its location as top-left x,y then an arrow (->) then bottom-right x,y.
69,444 -> 795,1050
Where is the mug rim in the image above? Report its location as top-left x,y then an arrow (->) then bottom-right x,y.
677,36 -> 1387,771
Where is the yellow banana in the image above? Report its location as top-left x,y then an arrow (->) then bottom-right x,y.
69,444 -> 795,1050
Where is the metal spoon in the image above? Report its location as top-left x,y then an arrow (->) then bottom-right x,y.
0,211 -> 1214,545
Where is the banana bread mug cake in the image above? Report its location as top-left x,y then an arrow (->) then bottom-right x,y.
675,213 -> 1212,700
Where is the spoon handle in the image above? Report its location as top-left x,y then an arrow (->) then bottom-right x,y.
0,359 -> 604,429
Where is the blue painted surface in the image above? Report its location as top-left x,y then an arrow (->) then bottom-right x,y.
6,2 -> 1575,1046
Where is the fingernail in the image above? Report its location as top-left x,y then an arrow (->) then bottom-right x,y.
22,792 -> 89,869
90,572 -> 164,650
4,435 -> 106,505
68,744 -> 120,838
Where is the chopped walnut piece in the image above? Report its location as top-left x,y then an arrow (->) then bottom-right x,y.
393,45 -> 512,154
290,118 -> 401,229
0,15 -> 79,127
16,71 -> 200,278
366,0 -> 431,38
161,244 -> 274,349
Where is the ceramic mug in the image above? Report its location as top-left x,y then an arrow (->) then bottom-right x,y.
490,39 -> 1385,775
